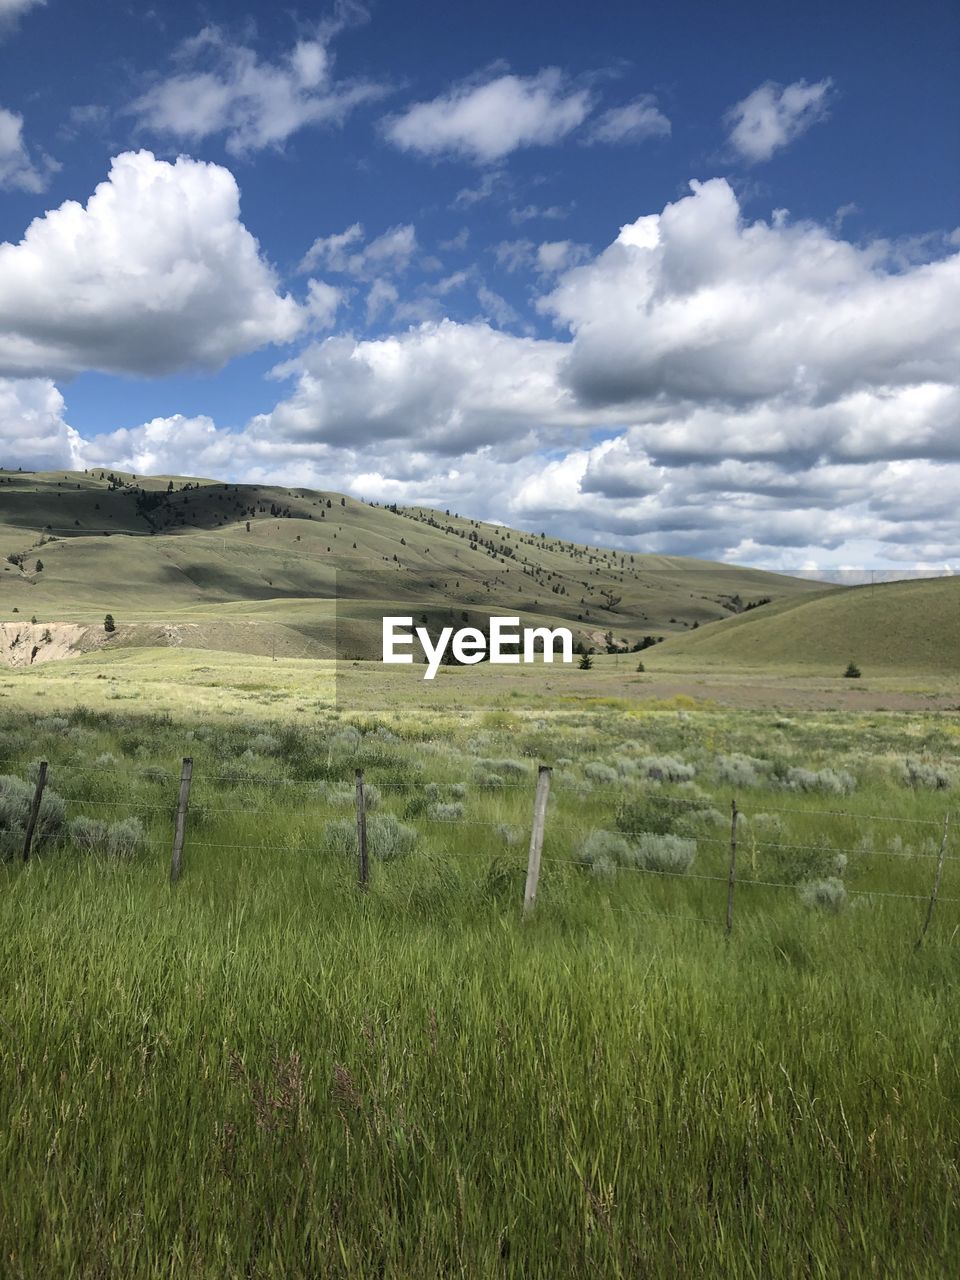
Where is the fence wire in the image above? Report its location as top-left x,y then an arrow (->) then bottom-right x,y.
9,754 -> 958,928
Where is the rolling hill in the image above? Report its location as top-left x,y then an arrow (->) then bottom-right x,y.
1,466 -> 826,665
650,574 -> 960,675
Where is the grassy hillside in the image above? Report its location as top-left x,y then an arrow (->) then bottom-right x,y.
0,467 -> 823,661
650,574 -> 960,675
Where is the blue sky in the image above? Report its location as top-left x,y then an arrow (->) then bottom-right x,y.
0,0 -> 958,569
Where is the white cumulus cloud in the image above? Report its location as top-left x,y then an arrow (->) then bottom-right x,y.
257,320 -> 593,454
0,150 -> 304,378
383,68 -> 592,163
586,95 -> 671,144
0,0 -> 43,37
299,222 -> 417,278
540,177 -> 960,410
305,279 -> 344,329
536,240 -> 591,275
81,413 -> 227,477
132,23 -> 386,155
0,377 -> 83,469
0,106 -> 57,191
725,78 -> 833,164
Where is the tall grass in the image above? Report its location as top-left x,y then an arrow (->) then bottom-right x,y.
0,703 -> 958,1276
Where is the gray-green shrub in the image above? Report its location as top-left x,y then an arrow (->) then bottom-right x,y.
369,814 -> 418,860
577,829 -> 632,871
899,758 -> 953,790
639,756 -> 695,783
69,815 -> 145,858
320,819 -> 355,857
584,762 -> 618,785
800,877 -> 848,912
320,814 -> 418,860
783,767 -> 856,795
630,833 -> 697,874
0,774 -> 65,857
715,754 -> 768,788
429,802 -> 464,822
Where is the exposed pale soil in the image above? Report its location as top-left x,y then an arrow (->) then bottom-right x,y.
0,622 -> 95,667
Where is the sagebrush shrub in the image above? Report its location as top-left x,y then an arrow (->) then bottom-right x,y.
478,758 -> 528,778
584,762 -> 618,785
639,756 -> 695,783
588,854 -> 618,879
577,829 -> 632,871
0,731 -> 26,757
69,815 -> 145,858
630,833 -> 697,874
321,819 -> 355,857
69,815 -> 110,853
327,782 -> 382,812
782,767 -> 856,795
675,807 -> 727,834
0,774 -> 65,857
554,768 -> 591,796
899,758 -> 953,790
800,877 -> 848,912
715,754 -> 768,788
107,818 -> 145,858
330,727 -> 362,753
369,814 -> 418,860
320,813 -> 418,860
428,802 -> 464,822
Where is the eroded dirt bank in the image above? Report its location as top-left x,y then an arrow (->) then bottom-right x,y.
0,622 -> 94,667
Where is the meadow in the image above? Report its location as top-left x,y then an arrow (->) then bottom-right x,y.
1,653 -> 959,1277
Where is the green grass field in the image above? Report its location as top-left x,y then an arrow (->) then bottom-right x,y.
1,670 -> 959,1276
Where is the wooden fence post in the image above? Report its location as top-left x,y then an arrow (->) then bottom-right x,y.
725,798 -> 739,936
169,757 -> 193,884
356,769 -> 369,890
915,812 -> 950,949
22,760 -> 48,863
523,765 -> 552,916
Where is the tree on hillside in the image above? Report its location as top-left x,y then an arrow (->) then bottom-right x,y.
104,614 -> 116,633
578,652 -> 593,670
843,661 -> 861,679
34,559 -> 43,573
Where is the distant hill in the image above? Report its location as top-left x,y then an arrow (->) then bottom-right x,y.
0,467 -> 825,664
649,575 -> 960,675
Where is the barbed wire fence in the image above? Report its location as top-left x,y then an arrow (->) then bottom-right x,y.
9,756 -> 957,949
